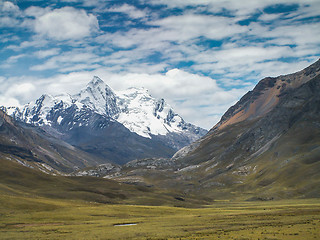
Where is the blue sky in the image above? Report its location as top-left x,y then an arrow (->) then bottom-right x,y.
1,0 -> 320,129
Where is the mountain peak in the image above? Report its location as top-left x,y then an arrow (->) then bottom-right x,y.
89,76 -> 105,87
86,76 -> 116,96
74,76 -> 119,117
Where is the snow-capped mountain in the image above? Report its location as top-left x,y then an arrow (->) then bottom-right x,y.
74,76 -> 119,117
4,76 -> 207,164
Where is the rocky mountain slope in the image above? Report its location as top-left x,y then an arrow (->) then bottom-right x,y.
166,58 -> 320,200
4,77 -> 206,164
212,58 -> 320,132
174,59 -> 320,163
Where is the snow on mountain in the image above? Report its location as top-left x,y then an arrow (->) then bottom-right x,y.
3,106 -> 20,118
116,87 -> 185,138
73,76 -> 119,117
18,93 -> 75,126
5,76 -> 206,141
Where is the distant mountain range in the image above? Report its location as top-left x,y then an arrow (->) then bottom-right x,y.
2,76 -> 206,165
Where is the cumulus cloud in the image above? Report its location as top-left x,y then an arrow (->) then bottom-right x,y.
1,1 -> 20,14
0,79 -> 36,107
106,69 -> 218,97
34,7 -> 99,40
24,6 -> 51,17
0,1 -> 21,27
6,83 -> 36,98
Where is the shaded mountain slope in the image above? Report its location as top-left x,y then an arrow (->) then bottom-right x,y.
0,110 -> 110,173
60,117 -> 176,165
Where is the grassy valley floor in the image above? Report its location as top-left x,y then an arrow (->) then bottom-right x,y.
0,194 -> 319,240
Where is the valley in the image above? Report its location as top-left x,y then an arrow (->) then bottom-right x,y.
1,156 -> 320,239
1,194 -> 319,239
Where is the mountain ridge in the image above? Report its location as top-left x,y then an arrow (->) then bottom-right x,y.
212,58 -> 320,132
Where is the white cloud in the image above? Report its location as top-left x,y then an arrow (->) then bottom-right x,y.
34,7 -> 99,40
0,54 -> 26,69
101,14 -> 247,49
0,16 -> 19,27
108,4 -> 147,19
0,2 -> 21,27
151,14 -> 247,41
7,39 -> 49,51
6,54 -> 26,63
6,83 -> 36,98
215,46 -> 293,64
249,59 -> 318,78
258,23 -> 320,47
106,69 -> 219,97
59,63 -> 102,73
0,79 -> 36,107
24,6 -> 51,17
34,48 -> 61,58
147,0 -> 318,14
1,1 -> 20,14
258,13 -> 281,21
0,96 -> 21,107
30,50 -> 101,71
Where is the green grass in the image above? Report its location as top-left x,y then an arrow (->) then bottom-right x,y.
1,150 -> 320,239
0,195 -> 319,239
0,157 -> 209,207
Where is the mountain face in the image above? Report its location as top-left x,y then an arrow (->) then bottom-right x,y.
5,77 -> 206,164
167,59 -> 320,200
